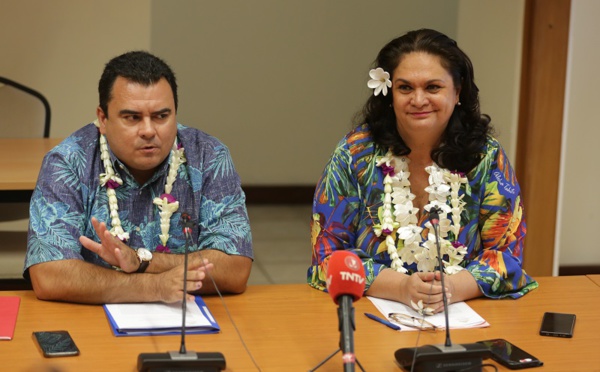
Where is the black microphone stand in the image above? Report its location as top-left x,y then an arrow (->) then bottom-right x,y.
309,297 -> 366,372
429,207 -> 454,350
169,215 -> 200,359
137,213 -> 226,372
394,207 -> 489,371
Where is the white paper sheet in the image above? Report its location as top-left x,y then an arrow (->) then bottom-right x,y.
105,300 -> 212,331
368,296 -> 489,331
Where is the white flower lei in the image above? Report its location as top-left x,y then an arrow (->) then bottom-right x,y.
373,149 -> 468,275
94,120 -> 186,250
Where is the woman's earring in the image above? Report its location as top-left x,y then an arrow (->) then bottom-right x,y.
457,102 -> 462,106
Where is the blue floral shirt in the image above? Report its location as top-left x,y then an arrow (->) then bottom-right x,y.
24,123 -> 253,277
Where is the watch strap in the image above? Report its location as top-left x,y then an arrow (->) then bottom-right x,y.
135,260 -> 149,273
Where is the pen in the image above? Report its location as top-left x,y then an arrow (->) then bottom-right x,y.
364,312 -> 401,331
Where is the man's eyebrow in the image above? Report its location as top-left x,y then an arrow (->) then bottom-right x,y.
152,108 -> 172,115
118,109 -> 141,116
117,108 -> 172,116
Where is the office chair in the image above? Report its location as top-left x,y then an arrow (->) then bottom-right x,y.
0,77 -> 51,289
0,76 -> 51,138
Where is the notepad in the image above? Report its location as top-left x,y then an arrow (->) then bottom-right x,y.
368,296 -> 489,331
104,296 -> 219,337
0,296 -> 20,340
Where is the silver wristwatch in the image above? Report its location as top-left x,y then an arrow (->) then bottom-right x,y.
135,248 -> 153,273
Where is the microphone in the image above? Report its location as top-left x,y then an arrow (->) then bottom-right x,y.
394,207 -> 489,371
326,250 -> 366,372
137,213 -> 226,372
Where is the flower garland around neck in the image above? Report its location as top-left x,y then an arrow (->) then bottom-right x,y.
94,119 -> 186,253
373,149 -> 469,277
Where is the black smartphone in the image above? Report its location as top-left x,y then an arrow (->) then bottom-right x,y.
539,312 -> 576,338
33,331 -> 80,357
478,339 -> 542,369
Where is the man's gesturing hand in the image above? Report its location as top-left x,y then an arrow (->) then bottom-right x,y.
79,217 -> 139,273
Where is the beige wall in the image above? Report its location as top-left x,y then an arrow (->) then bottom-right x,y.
0,0 -> 151,137
150,0 -> 459,185
457,0 -> 524,163
556,0 -> 600,268
1,0 -> 524,185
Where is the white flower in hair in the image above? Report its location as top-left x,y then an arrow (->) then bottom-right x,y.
367,67 -> 392,96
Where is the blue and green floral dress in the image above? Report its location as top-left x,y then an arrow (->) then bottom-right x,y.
308,124 -> 537,298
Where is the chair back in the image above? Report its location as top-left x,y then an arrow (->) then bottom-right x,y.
0,76 -> 51,138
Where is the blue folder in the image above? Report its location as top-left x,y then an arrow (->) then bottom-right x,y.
103,296 -> 220,337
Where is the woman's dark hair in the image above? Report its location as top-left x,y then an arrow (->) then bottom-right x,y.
98,51 -> 178,117
356,28 -> 491,172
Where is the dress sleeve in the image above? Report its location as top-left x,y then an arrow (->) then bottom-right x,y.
464,144 -> 538,298
307,139 -> 386,292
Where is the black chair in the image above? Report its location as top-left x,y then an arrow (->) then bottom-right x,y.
0,77 -> 51,289
0,76 -> 51,138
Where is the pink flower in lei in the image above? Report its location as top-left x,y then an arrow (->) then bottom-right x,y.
156,245 -> 171,253
381,164 -> 395,177
106,179 -> 120,189
160,193 -> 176,204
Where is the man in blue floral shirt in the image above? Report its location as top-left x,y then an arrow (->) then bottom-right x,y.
24,51 -> 253,304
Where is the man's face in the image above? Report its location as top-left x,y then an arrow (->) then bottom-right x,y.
97,76 -> 177,184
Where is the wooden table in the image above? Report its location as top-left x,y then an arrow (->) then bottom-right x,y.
2,276 -> 599,372
0,138 -> 61,201
587,275 -> 600,287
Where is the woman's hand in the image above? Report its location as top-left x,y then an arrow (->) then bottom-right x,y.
367,269 -> 456,314
401,271 -> 450,314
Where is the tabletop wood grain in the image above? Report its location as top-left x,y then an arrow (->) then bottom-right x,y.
1,276 -> 599,372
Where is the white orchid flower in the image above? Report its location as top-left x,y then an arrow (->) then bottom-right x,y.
399,242 -> 422,265
425,200 -> 452,215
411,300 -> 435,316
425,183 -> 451,202
397,225 -> 423,245
444,264 -> 464,275
367,68 -> 392,96
391,186 -> 415,205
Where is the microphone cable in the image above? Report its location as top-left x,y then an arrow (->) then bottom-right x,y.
408,208 -> 444,372
194,244 -> 263,372
408,277 -> 436,372
408,207 -> 488,372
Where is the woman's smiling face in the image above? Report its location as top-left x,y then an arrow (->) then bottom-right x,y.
391,52 -> 461,143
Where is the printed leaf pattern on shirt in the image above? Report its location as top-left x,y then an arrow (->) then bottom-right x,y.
24,123 -> 253,275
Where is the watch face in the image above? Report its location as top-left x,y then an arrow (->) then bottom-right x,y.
137,248 -> 153,261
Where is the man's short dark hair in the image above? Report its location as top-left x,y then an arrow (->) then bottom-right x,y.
98,51 -> 178,117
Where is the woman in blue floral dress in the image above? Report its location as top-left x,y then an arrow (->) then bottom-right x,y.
308,29 -> 537,314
